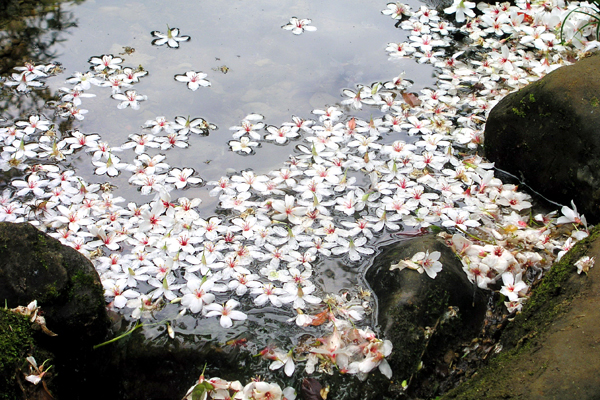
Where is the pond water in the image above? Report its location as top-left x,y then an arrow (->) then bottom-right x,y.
50,0 -> 434,202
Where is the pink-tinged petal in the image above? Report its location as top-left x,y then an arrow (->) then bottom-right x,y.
114,295 -> 127,308
270,360 -> 284,370
205,310 -> 221,318
358,357 -> 378,373
25,375 -> 42,385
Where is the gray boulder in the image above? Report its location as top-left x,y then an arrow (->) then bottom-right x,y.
484,53 -> 600,223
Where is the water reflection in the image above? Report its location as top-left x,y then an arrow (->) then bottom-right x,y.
0,0 -> 83,122
45,0 -> 435,190
0,0 -> 82,75
0,0 -> 435,370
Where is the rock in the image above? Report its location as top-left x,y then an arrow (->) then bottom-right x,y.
365,234 -> 488,398
0,222 -> 111,399
442,225 -> 600,400
0,222 -> 109,344
484,53 -> 600,223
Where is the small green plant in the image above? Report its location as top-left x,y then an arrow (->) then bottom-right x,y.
560,0 -> 600,44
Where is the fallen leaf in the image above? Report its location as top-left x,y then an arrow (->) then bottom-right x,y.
402,92 -> 421,107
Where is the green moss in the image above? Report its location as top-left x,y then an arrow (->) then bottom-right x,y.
69,269 -> 104,310
0,308 -> 37,399
511,107 -> 526,118
591,96 -> 599,107
512,92 -> 543,118
42,283 -> 60,301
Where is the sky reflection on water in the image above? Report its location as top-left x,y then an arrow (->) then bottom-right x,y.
49,0 -> 435,213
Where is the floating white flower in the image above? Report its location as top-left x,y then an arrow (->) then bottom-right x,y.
282,17 -> 317,35
111,90 -> 147,110
151,27 -> 190,48
204,299 -> 247,328
174,71 -> 211,91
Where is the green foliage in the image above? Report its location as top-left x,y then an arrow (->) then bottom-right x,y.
190,381 -> 215,400
560,0 -> 600,44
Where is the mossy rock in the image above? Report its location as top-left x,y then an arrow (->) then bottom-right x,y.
442,225 -> 600,399
484,53 -> 600,223
365,234 -> 489,398
0,222 -> 108,344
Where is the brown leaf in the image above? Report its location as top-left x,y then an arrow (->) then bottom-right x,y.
308,310 -> 330,327
402,92 -> 421,107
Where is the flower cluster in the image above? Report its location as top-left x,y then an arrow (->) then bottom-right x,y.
60,54 -> 149,117
1,0 -> 599,392
183,375 -> 296,400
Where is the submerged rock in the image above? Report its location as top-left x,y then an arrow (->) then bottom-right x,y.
484,53 -> 600,223
365,234 -> 488,398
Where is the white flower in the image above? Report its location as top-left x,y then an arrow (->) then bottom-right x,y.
205,299 -> 247,328
444,0 -> 476,22
175,71 -> 211,91
500,272 -> 528,301
557,200 -> 587,227
575,256 -> 595,275
268,349 -> 295,377
151,27 -> 190,48
88,54 -> 123,72
112,90 -> 147,109
181,276 -> 217,313
282,17 -> 317,35
229,136 -> 258,153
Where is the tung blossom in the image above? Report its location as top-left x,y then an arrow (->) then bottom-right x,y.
444,0 -> 475,22
391,250 -> 443,279
151,27 -> 190,48
175,71 -> 211,91
204,299 -> 248,328
282,17 -> 317,35
575,256 -> 595,275
111,90 -> 147,110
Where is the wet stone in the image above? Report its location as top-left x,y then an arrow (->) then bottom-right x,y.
365,234 -> 489,398
0,222 -> 109,344
484,53 -> 600,224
